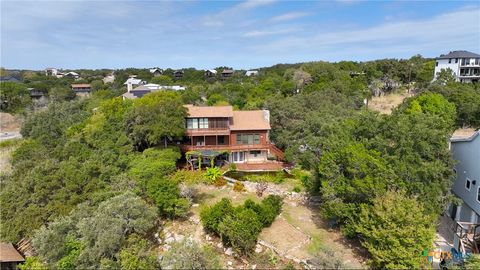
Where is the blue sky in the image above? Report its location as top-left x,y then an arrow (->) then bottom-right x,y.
1,0 -> 479,70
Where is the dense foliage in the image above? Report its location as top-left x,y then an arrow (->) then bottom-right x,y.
200,196 -> 282,255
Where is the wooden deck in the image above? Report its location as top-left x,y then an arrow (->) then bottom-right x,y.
229,162 -> 285,171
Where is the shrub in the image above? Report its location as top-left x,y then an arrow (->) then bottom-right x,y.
292,186 -> 301,192
204,166 -> 222,184
228,163 -> 237,171
200,198 -> 234,234
213,177 -> 227,187
218,208 -> 263,255
146,177 -> 191,218
161,239 -> 221,269
233,182 -> 245,192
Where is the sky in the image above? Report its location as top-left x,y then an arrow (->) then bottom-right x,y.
1,0 -> 479,70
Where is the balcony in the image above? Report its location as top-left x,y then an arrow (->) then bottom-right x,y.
180,143 -> 285,160
185,128 -> 230,136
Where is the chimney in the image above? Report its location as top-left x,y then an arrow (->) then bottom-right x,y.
263,109 -> 270,123
127,82 -> 132,92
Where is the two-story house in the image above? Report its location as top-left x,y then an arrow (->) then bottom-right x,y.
434,51 -> 480,83
181,105 -> 284,168
449,130 -> 480,254
71,84 -> 91,97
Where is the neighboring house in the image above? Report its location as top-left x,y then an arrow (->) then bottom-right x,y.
205,69 -> 217,78
448,129 -> 480,254
181,105 -> 284,169
122,83 -> 185,100
149,68 -> 163,77
245,70 -> 258,76
71,84 -> 91,97
28,88 -> 45,99
103,73 -> 115,84
0,242 -> 25,270
45,67 -> 58,76
124,76 -> 146,92
434,51 -> 480,83
173,70 -> 184,79
64,71 -> 80,80
221,69 -> 234,79
0,76 -> 20,83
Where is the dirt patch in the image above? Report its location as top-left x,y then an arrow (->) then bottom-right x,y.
259,216 -> 310,257
0,112 -> 22,132
369,91 -> 413,114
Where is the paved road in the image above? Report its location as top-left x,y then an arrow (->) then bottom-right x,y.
0,131 -> 22,142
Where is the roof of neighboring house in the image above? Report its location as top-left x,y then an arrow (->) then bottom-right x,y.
0,243 -> 25,263
451,129 -> 479,142
124,78 -> 144,85
122,92 -> 138,99
222,69 -> 234,74
149,68 -> 162,73
231,110 -> 270,131
132,84 -> 185,91
0,76 -> 20,82
71,84 -> 91,88
206,69 -> 218,74
437,51 -> 480,59
65,72 -> 79,76
245,70 -> 258,76
185,104 -> 233,118
174,70 -> 184,74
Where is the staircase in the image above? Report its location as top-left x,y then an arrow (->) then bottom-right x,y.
455,222 -> 480,254
268,143 -> 285,161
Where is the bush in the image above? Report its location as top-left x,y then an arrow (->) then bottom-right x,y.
233,182 -> 245,192
204,166 -> 222,184
213,177 -> 227,187
161,239 -> 221,269
218,208 -> 263,255
200,198 -> 234,234
292,186 -> 301,192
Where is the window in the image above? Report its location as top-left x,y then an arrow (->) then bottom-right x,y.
455,58 -> 458,63
217,136 -> 225,145
232,152 -> 244,163
236,134 -> 260,145
466,178 -> 471,191
449,59 -> 452,64
250,150 -> 261,157
199,118 -> 208,129
435,61 -> 438,67
477,186 -> 480,203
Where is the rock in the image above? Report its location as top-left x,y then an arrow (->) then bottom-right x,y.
163,244 -> 171,251
251,264 -> 257,269
192,203 -> 199,207
154,233 -> 159,238
165,232 -> 172,239
217,242 -> 223,249
164,237 -> 175,244
206,235 -> 212,241
254,244 -> 263,253
225,247 -> 233,256
174,234 -> 184,242
227,261 -> 233,266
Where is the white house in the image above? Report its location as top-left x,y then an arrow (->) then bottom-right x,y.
245,70 -> 258,76
122,83 -> 185,100
124,76 -> 146,92
434,51 -> 480,83
149,68 -> 163,77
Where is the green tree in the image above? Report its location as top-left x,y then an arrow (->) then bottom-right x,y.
125,91 -> 187,150
355,191 -> 435,269
0,82 -> 31,113
218,208 -> 263,255
161,239 -> 221,269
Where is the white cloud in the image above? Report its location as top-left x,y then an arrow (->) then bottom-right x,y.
202,0 -> 276,27
243,27 -> 298,37
254,7 -> 480,56
270,12 -> 310,22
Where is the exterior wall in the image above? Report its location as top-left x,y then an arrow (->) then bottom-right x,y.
230,130 -> 268,145
434,59 -> 460,81
451,134 -> 480,217
229,150 -> 268,163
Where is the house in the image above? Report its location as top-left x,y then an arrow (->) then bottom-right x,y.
64,71 -> 80,80
122,83 -> 186,100
45,67 -> 58,77
28,88 -> 45,99
71,84 -> 91,97
0,242 -> 25,270
0,76 -> 20,83
245,70 -> 258,76
124,76 -> 146,92
103,73 -> 115,84
434,51 -> 480,83
149,68 -> 163,77
205,69 -> 217,78
181,105 -> 284,170
448,129 -> 480,254
173,70 -> 184,79
221,69 -> 234,79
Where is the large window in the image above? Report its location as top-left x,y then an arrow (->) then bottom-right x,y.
236,134 -> 260,145
477,186 -> 480,203
186,118 -> 208,129
466,178 -> 471,191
